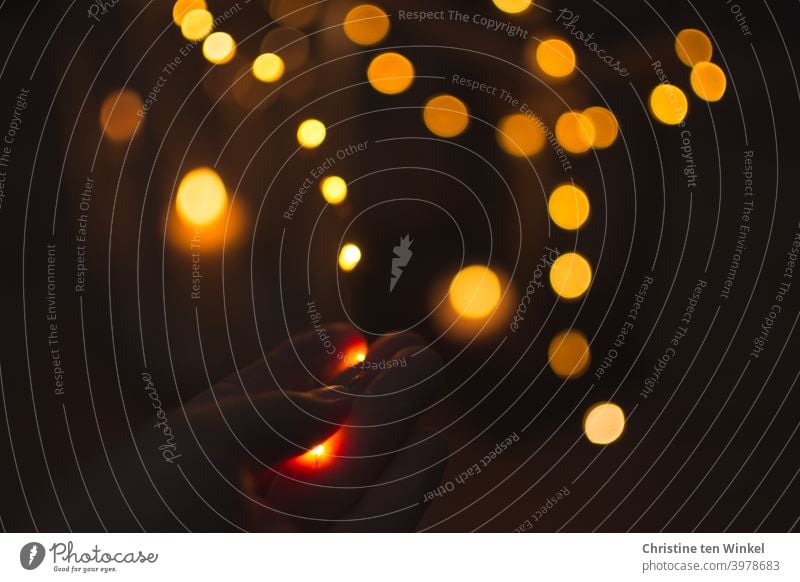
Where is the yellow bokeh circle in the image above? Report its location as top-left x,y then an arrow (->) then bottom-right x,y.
675,28 -> 712,67
423,95 -> 469,138
252,53 -> 285,83
203,32 -> 236,65
583,106 -> 618,149
172,0 -> 206,26
343,4 -> 390,46
367,52 -> 415,95
550,252 -> 592,299
584,402 -> 626,445
548,330 -> 591,379
690,62 -> 727,102
99,89 -> 142,142
449,265 -> 502,319
649,84 -> 689,125
339,243 -> 362,271
492,0 -> 532,15
176,167 -> 228,226
181,9 -> 214,41
496,114 -> 546,157
548,184 -> 590,230
536,38 -> 576,78
556,111 -> 596,154
297,119 -> 326,149
320,176 -> 347,205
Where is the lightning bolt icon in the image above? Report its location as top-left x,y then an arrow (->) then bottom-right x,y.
28,545 -> 38,566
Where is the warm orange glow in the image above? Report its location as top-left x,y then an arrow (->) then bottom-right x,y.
536,38 -> 576,78
203,32 -> 236,65
99,89 -> 142,142
339,243 -> 362,271
367,52 -> 415,95
493,0 -> 532,14
175,167 -> 228,226
675,29 -> 712,67
181,8 -> 214,41
649,84 -> 688,125
423,95 -> 469,138
550,252 -> 592,299
343,4 -> 390,46
583,106 -> 618,148
548,330 -> 591,379
172,0 -> 206,26
449,265 -> 502,319
355,352 -> 366,363
556,111 -> 595,154
496,114 -> 546,157
584,402 -> 625,445
690,62 -> 727,102
297,119 -> 326,148
548,183 -> 590,230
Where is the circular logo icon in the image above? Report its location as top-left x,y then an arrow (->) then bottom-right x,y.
19,542 -> 45,570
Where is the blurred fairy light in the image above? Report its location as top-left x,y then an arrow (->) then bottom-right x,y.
649,84 -> 688,125
448,266 -> 502,320
582,106 -> 618,149
343,4 -> 390,46
583,402 -> 626,445
536,38 -> 576,78
423,95 -> 470,138
675,28 -> 712,67
492,0 -> 533,15
202,32 -> 236,65
175,167 -> 228,226
99,89 -> 142,142
690,62 -> 727,102
549,252 -> 592,300
548,330 -> 591,379
555,111 -> 595,154
252,52 -> 285,82
548,183 -> 590,230
320,176 -> 348,205
172,0 -> 206,26
297,119 -> 326,149
338,243 -> 362,272
367,52 -> 415,95
181,8 -> 214,41
496,114 -> 546,157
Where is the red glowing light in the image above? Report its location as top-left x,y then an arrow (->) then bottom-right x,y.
292,429 -> 344,470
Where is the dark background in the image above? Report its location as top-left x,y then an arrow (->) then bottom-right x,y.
0,0 -> 798,531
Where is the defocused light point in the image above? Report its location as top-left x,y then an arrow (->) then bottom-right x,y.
339,243 -> 362,271
297,119 -> 326,148
536,38 -> 576,78
550,252 -> 592,299
423,95 -> 469,138
548,183 -> 590,230
203,32 -> 236,65
367,52 -> 415,95
449,265 -> 502,319
176,167 -> 228,226
343,4 -> 390,46
584,402 -> 626,445
181,8 -> 214,41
